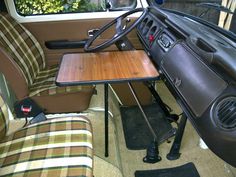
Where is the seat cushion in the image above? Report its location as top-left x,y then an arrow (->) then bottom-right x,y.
0,116 -> 93,177
0,13 -> 95,113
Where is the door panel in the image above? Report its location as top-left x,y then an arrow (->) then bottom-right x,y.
23,18 -> 143,66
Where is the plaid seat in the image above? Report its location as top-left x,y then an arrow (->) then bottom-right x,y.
0,95 -> 93,177
29,65 -> 92,97
0,13 -> 45,86
0,13 -> 94,98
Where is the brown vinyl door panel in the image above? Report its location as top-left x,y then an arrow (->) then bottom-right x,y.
23,18 -> 142,66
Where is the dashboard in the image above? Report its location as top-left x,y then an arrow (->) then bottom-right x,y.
136,6 -> 236,167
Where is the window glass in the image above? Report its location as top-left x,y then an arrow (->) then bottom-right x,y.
158,0 -> 235,35
161,0 -> 222,25
14,0 -> 106,15
109,0 -> 137,11
14,0 -> 137,16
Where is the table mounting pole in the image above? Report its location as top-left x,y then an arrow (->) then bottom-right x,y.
104,83 -> 109,157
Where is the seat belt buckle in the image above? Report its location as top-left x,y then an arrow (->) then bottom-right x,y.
21,105 -> 32,115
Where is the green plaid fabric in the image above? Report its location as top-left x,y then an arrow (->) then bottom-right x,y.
0,13 -> 45,86
0,116 -> 93,177
0,95 -> 9,141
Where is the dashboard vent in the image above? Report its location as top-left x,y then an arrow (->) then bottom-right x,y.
214,97 -> 236,130
149,26 -> 157,36
142,20 -> 153,35
139,18 -> 148,30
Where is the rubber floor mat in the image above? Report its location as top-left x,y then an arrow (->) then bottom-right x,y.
120,103 -> 176,150
135,162 -> 200,177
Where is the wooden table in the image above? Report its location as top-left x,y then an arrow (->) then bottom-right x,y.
56,50 -> 159,85
56,50 -> 159,156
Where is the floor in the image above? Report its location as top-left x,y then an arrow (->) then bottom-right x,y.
88,83 -> 236,177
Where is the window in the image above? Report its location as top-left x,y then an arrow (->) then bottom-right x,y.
14,0 -> 106,15
108,0 -> 137,11
14,0 -> 137,16
159,0 -> 235,35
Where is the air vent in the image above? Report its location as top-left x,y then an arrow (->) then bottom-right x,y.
213,97 -> 236,130
139,18 -> 148,30
149,26 -> 157,36
142,20 -> 153,35
145,26 -> 157,44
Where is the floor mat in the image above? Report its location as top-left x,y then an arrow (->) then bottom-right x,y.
135,162 -> 200,177
120,103 -> 176,150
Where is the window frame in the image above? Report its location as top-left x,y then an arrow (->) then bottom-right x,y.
5,0 -> 146,23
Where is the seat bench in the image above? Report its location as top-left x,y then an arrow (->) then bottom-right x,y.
0,95 -> 93,177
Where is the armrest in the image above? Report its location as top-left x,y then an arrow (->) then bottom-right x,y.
45,39 -> 87,49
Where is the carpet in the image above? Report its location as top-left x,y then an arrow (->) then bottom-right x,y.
120,103 -> 176,150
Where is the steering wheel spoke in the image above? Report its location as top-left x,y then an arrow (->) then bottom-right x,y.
115,17 -> 123,34
84,8 -> 147,52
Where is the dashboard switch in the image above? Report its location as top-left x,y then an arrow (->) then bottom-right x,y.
149,35 -> 155,43
157,33 -> 173,52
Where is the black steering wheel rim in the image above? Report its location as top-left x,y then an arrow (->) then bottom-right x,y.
84,8 -> 147,52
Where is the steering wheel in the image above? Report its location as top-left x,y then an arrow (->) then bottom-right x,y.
84,8 -> 147,52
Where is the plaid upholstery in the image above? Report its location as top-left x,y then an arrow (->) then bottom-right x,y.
0,14 -> 94,98
29,65 -> 93,97
0,96 -> 9,141
0,116 -> 93,177
0,13 -> 45,86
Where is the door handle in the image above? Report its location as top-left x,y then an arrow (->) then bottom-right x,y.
88,29 -> 100,37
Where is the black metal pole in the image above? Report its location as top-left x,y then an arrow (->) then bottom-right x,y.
104,83 -> 109,157
167,113 -> 187,160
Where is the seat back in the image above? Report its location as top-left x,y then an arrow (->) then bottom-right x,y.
0,13 -> 46,86
0,94 -> 9,141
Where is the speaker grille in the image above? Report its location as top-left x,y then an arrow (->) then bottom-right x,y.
214,97 -> 236,130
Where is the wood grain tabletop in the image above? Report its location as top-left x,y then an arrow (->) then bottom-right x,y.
56,50 -> 159,86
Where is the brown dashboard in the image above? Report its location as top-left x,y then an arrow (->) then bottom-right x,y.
137,6 -> 236,167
